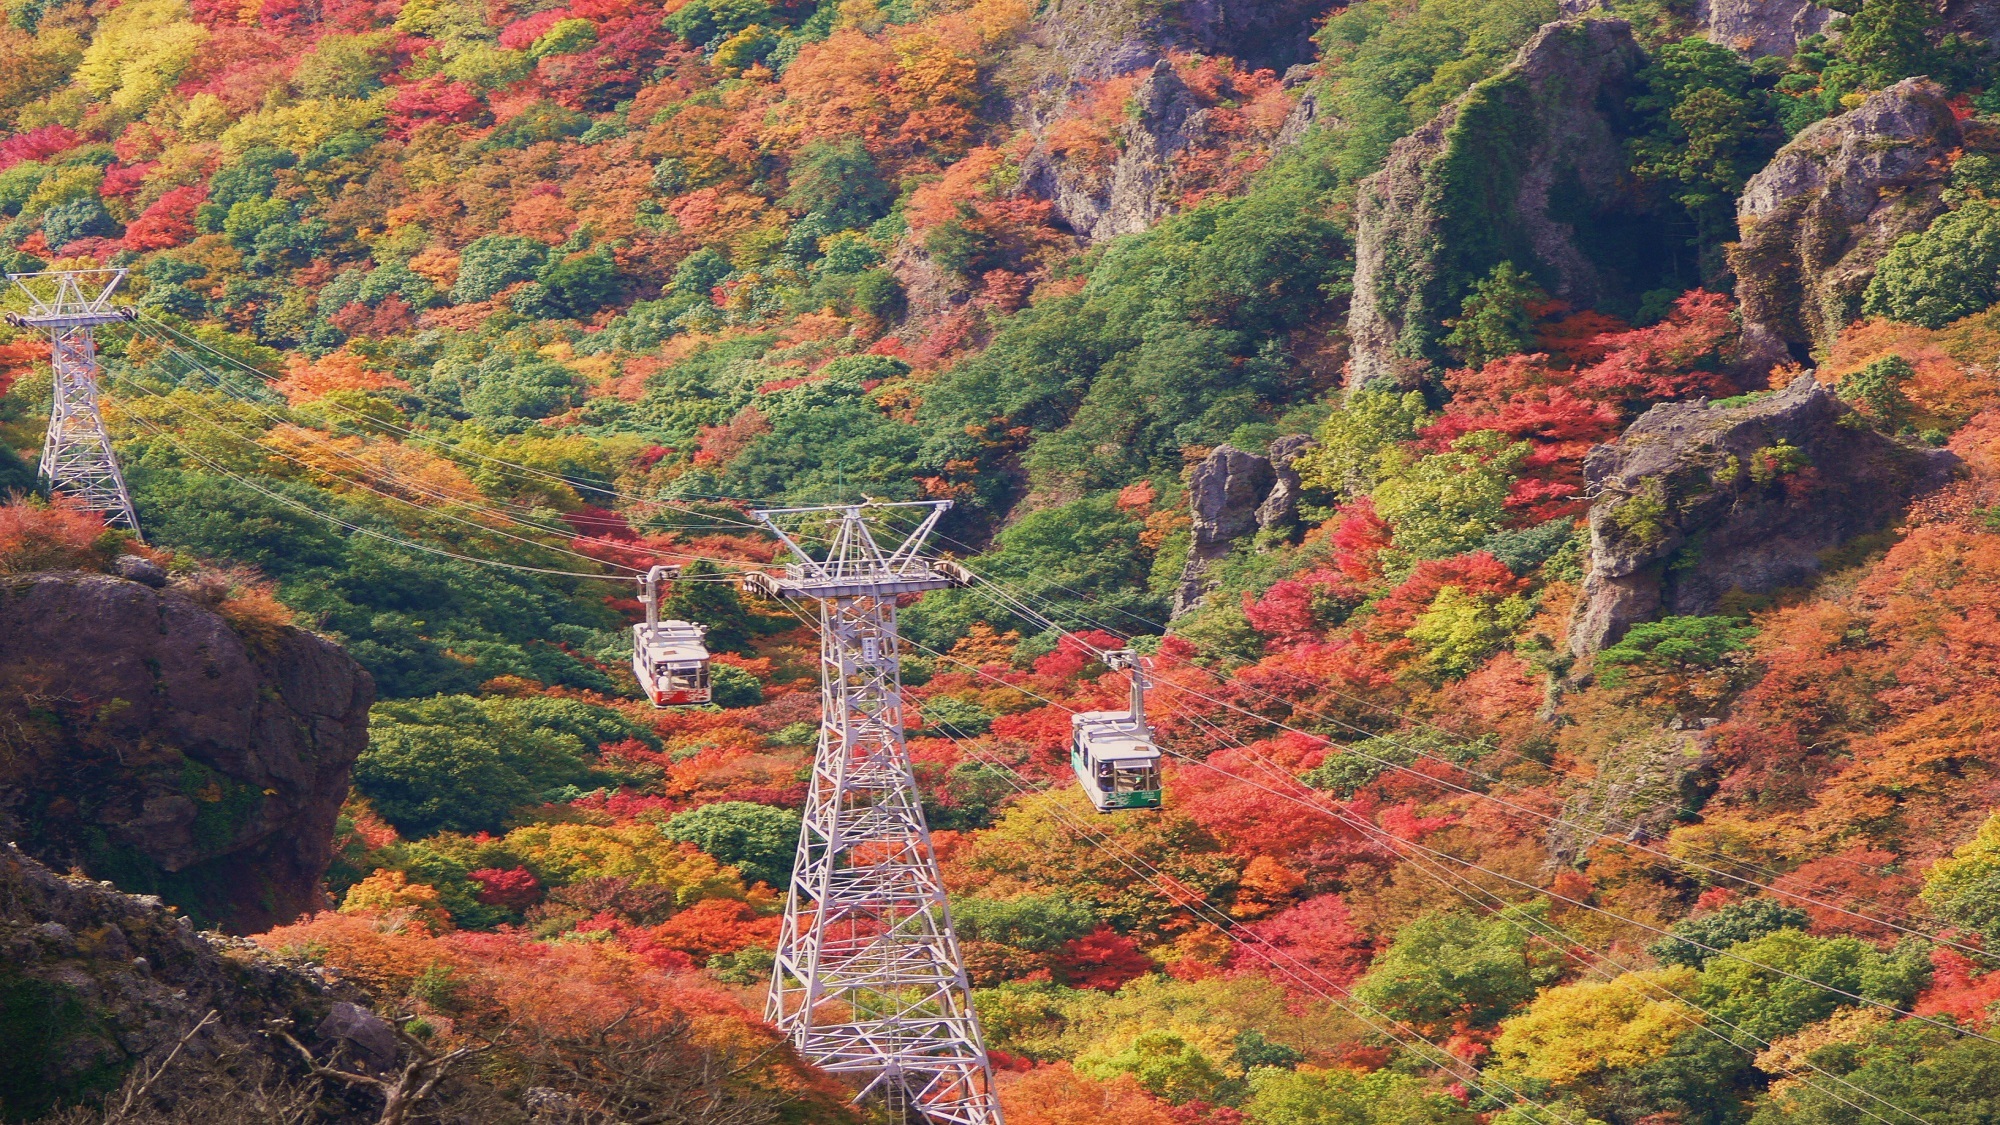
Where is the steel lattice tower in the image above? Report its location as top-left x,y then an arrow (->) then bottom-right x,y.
745,501 -> 1001,1125
4,270 -> 139,533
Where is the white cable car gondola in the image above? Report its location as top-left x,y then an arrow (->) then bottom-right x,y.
1071,650 -> 1163,812
632,564 -> 713,707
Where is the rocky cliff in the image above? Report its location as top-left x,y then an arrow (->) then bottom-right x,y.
1014,0 -> 1331,91
0,572 -> 373,934
1729,79 -> 1961,372
1172,436 -> 1318,613
1020,60 -> 1213,244
0,843 -> 372,1120
1569,377 -> 1957,658
1346,18 -> 1663,390
1006,0 -> 1327,245
1697,0 -> 1836,58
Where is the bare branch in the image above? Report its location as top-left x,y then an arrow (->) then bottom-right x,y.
108,1011 -> 219,1123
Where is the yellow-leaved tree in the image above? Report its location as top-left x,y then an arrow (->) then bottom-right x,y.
74,0 -> 209,113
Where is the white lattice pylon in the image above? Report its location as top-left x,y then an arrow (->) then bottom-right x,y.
746,501 -> 1001,1125
5,270 -> 140,533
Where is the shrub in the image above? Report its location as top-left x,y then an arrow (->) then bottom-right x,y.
1863,203 -> 2000,329
708,662 -> 764,708
921,695 -> 995,736
39,197 -> 116,247
670,248 -> 732,297
1648,897 -> 1808,969
355,696 -> 599,836
527,248 -> 620,318
1298,386 -> 1432,498
950,893 -> 1095,953
0,495 -> 122,573
1836,355 -> 1916,430
783,139 -> 893,229
1444,261 -> 1543,370
1407,584 -> 1534,677
1075,1030 -> 1230,1106
451,234 -> 548,303
1596,615 -> 1757,687
663,801 -> 800,888
1921,810 -> 2000,944
1352,909 -> 1549,1037
1372,430 -> 1529,560
528,17 -> 597,59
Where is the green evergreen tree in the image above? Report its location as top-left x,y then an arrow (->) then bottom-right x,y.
1844,0 -> 1942,88
1443,262 -> 1544,370
662,557 -> 758,653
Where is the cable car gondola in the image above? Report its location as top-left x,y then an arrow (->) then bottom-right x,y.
1071,650 -> 1162,812
632,564 -> 713,707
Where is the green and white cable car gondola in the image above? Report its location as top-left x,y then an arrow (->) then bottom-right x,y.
632,564 -> 712,707
1071,650 -> 1162,812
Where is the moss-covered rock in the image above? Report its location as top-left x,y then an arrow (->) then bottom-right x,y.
0,573 -> 373,934
0,843 -> 350,1121
1347,17 -> 1669,389
1729,78 -> 1963,371
1568,376 -> 1957,658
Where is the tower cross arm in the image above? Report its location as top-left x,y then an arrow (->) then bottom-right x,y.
6,269 -> 131,325
746,501 -> 965,598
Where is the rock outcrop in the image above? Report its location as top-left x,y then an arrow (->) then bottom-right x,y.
1698,0 -> 1836,58
1729,79 -> 1960,372
1021,61 -> 1212,243
1273,66 -> 1324,151
1007,0 -> 1332,244
0,843 -> 355,1119
1569,377 -> 1957,659
1346,19 -> 1663,390
1948,0 -> 2000,58
1019,0 -> 1331,90
1256,433 -> 1317,533
1172,436 -> 1322,612
1174,443 -> 1275,614
0,572 -> 373,933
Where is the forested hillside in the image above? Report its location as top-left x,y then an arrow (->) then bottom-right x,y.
7,0 -> 2000,1119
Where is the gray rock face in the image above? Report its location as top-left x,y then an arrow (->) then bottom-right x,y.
1346,19 -> 1654,391
1569,377 -> 1957,659
1273,69 -> 1323,151
1698,0 -> 1836,58
0,572 -> 374,933
1008,0 -> 1331,243
1947,0 -> 2000,57
0,842 -> 360,1118
1190,443 -> 1276,544
1173,443 -> 1275,614
1021,0 -> 1331,90
1256,433 -> 1317,532
1729,79 -> 1960,372
1021,60 -> 1211,243
318,1001 -> 400,1073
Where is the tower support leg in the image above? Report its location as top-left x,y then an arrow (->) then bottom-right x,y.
37,326 -> 139,532
767,593 -> 1001,1125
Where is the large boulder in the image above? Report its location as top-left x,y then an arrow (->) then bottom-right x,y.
0,572 -> 373,933
1569,377 -> 1957,659
1346,19 -> 1664,390
0,843 -> 351,1119
1729,78 -> 1960,372
1020,61 -> 1213,244
1698,0 -> 1836,58
1173,443 -> 1275,614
